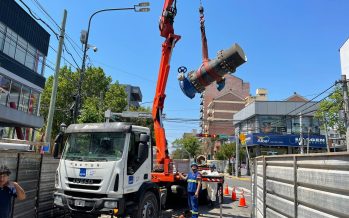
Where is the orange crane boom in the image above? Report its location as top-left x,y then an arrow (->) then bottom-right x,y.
151,0 -> 180,182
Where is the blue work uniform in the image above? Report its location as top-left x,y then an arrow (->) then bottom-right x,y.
187,171 -> 201,218
0,186 -> 17,218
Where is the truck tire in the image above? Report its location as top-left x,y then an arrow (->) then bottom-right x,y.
132,192 -> 159,218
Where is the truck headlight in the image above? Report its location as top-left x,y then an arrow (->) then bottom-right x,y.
104,201 -> 118,208
54,195 -> 63,206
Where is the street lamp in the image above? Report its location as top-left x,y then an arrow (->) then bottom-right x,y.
73,2 -> 150,123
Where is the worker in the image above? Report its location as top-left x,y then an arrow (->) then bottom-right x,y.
0,165 -> 26,218
179,162 -> 202,218
205,163 -> 220,207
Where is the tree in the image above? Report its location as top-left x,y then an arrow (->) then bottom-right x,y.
171,148 -> 190,159
172,135 -> 202,159
315,86 -> 345,135
40,66 -> 127,140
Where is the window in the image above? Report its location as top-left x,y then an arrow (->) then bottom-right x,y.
25,44 -> 36,70
0,75 -> 11,106
259,115 -> 286,134
15,36 -> 27,65
36,52 -> 45,75
29,91 -> 40,115
3,28 -> 17,58
63,132 -> 126,162
19,85 -> 30,112
7,81 -> 21,109
0,22 -> 6,51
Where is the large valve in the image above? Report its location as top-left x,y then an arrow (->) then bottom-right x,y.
178,43 -> 247,99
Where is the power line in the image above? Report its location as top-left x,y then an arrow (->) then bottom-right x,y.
17,0 -> 59,39
63,43 -> 80,69
30,0 -> 61,30
49,45 -> 79,70
23,0 -> 84,69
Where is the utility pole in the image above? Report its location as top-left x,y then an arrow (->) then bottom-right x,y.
341,75 -> 349,152
322,113 -> 330,153
307,128 -> 310,154
45,10 -> 67,145
299,112 -> 304,154
235,128 -> 240,177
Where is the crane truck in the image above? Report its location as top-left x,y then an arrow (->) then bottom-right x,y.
53,1 -> 247,217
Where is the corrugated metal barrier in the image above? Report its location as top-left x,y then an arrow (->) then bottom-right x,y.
252,152 -> 349,218
0,151 -> 63,218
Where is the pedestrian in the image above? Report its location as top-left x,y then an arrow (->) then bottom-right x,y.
179,162 -> 202,218
0,165 -> 26,218
205,163 -> 219,207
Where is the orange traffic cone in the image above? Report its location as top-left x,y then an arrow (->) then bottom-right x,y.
238,190 -> 247,207
231,186 -> 237,201
224,184 -> 230,196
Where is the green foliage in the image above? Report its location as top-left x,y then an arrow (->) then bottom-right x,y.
40,66 -> 127,140
171,148 -> 190,159
315,86 -> 345,134
214,149 -> 225,160
214,142 -> 246,163
172,135 -> 202,159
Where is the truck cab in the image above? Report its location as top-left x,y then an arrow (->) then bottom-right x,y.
54,122 -> 160,218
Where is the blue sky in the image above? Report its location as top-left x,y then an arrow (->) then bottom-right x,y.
18,0 -> 349,149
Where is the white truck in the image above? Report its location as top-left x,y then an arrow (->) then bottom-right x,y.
53,122 -> 161,218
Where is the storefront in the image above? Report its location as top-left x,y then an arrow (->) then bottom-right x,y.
244,133 -> 327,156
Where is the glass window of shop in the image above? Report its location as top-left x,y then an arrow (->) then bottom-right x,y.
258,115 -> 287,134
29,90 -> 40,115
0,22 -> 5,51
15,35 -> 27,65
36,52 -> 45,75
291,116 -> 320,134
7,81 -> 21,109
3,28 -> 17,58
0,22 -> 45,74
25,44 -> 36,70
19,85 -> 30,112
0,75 -> 11,106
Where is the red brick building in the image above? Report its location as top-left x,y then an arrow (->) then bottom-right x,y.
201,75 -> 250,136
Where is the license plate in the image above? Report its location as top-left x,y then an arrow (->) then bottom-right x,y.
74,199 -> 85,207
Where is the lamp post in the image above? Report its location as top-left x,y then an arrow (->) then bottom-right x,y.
73,3 -> 150,123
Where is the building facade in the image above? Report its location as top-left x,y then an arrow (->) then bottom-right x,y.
201,74 -> 250,136
0,0 -> 50,139
233,98 -> 327,156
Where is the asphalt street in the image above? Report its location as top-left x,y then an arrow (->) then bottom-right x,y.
99,175 -> 252,218
162,175 -> 252,218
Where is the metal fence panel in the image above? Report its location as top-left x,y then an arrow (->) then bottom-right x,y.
13,153 -> 41,218
266,208 -> 288,218
298,204 -> 338,218
37,156 -> 62,218
0,151 -> 64,218
266,193 -> 294,217
266,180 -> 294,200
297,186 -> 349,217
252,152 -> 349,218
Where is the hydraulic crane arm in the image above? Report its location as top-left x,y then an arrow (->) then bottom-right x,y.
152,0 -> 180,174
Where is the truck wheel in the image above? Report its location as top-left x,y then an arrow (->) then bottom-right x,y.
133,192 -> 159,218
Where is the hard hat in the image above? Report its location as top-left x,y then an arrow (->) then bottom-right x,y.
190,162 -> 198,167
0,165 -> 11,175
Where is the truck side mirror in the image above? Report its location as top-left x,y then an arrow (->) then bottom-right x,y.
53,132 -> 64,159
137,143 -> 149,163
139,134 -> 149,143
53,143 -> 59,159
138,135 -> 149,163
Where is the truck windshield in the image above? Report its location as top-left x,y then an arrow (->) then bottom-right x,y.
62,132 -> 126,162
